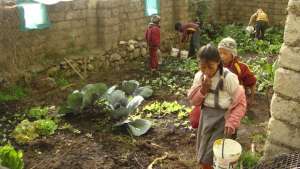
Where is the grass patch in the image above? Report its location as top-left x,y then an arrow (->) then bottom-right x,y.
53,73 -> 70,87
241,116 -> 254,125
251,133 -> 267,144
0,85 -> 27,102
238,151 -> 262,169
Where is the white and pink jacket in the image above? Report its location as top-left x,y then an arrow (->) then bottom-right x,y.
187,84 -> 247,131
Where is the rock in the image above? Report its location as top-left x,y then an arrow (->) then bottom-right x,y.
47,66 -> 60,77
89,56 -> 95,61
128,40 -> 138,45
110,53 -> 122,61
105,61 -> 110,68
119,50 -> 127,57
29,65 -> 44,74
132,49 -> 140,58
99,55 -> 106,62
119,41 -> 127,45
141,48 -> 147,57
0,76 -> 6,85
119,59 -> 125,65
0,76 -> 9,88
128,45 -> 135,52
136,36 -> 144,41
87,64 -> 94,71
141,42 -> 148,48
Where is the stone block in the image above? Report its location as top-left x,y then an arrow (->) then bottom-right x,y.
279,44 -> 300,71
65,10 -> 86,20
267,117 -> 300,149
112,8 -> 120,17
264,140 -> 293,160
97,9 -> 112,18
87,18 -> 97,27
288,0 -> 300,16
274,68 -> 300,100
47,2 -> 72,12
88,0 -> 97,9
271,94 -> 300,127
72,0 -> 88,10
48,12 -> 65,22
88,9 -> 97,18
51,21 -> 71,31
284,13 -> 300,46
71,20 -> 87,29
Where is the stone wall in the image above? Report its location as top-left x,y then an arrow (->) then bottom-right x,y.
0,0 -> 98,81
0,0 -> 189,82
96,0 -> 189,51
190,0 -> 288,25
264,0 -> 300,159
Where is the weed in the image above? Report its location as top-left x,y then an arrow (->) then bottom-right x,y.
242,116 -> 254,125
238,150 -> 262,169
0,85 -> 27,102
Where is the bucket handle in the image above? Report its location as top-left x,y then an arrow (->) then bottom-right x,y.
221,137 -> 225,159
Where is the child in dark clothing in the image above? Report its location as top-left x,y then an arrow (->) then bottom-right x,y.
175,22 -> 200,57
145,15 -> 161,72
218,37 -> 257,106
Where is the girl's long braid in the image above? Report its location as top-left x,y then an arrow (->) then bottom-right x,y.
219,61 -> 225,90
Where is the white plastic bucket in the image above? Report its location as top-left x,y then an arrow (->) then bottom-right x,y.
180,50 -> 189,59
213,139 -> 242,169
171,48 -> 179,57
246,26 -> 255,34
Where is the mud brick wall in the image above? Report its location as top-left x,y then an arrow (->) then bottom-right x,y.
263,0 -> 300,159
0,0 -> 189,81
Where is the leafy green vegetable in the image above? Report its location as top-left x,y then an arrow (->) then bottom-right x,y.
11,120 -> 39,144
121,80 -> 139,95
133,86 -> 153,99
27,107 -> 49,120
246,57 -> 278,92
127,119 -> 152,136
66,90 -> 83,112
81,83 -> 108,109
0,144 -> 24,169
198,24 -> 283,55
104,90 -> 128,110
34,119 -> 58,136
104,90 -> 144,120
65,83 -> 108,113
142,101 -> 190,120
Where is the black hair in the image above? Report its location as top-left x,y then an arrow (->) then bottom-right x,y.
197,43 -> 225,89
175,22 -> 182,31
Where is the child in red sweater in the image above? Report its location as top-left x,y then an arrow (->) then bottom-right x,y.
218,37 -> 257,105
145,15 -> 161,72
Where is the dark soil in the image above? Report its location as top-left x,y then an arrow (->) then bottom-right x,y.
0,58 -> 271,169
